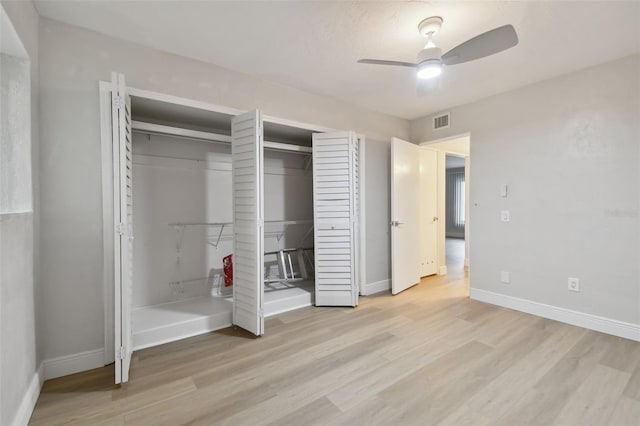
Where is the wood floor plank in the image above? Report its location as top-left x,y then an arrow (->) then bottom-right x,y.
607,396 -> 640,426
623,363 -> 640,401
554,364 -> 631,425
29,268 -> 640,426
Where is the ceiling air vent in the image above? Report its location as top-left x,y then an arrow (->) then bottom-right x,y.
433,112 -> 450,130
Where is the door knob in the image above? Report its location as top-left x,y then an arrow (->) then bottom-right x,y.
433,216 -> 439,222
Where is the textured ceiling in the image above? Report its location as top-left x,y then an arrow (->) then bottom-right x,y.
34,1 -> 640,120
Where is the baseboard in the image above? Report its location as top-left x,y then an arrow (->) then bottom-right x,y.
133,312 -> 232,351
43,348 -> 105,381
470,288 -> 640,342
464,258 -> 470,267
364,279 -> 390,295
12,363 -> 43,426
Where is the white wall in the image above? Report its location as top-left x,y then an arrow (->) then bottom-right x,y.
411,55 -> 640,328
0,1 -> 40,424
38,17 -> 407,361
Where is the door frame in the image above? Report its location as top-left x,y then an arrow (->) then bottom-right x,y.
99,82 -> 367,362
419,133 -> 471,275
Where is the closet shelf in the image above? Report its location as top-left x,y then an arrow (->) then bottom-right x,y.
133,121 -> 312,155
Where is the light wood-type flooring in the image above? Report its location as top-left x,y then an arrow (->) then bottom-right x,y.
30,263 -> 640,425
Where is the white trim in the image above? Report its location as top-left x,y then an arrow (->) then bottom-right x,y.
0,210 -> 34,216
358,135 -> 367,296
99,80 -> 115,365
365,279 -> 390,295
134,315 -> 232,351
419,131 -> 471,147
43,349 -> 105,381
464,258 -> 470,267
11,364 -> 43,426
470,288 -> 640,342
438,265 -> 448,276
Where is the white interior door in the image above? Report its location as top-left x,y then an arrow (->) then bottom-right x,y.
313,131 -> 359,307
231,110 -> 264,336
391,137 -> 421,294
112,73 -> 134,383
420,148 -> 439,277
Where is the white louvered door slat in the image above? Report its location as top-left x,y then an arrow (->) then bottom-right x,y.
313,132 -> 359,307
113,73 -> 134,384
231,110 -> 264,336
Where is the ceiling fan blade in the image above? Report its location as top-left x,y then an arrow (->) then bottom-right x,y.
357,59 -> 418,68
442,24 -> 518,66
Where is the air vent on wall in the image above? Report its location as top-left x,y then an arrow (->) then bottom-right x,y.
433,112 -> 450,130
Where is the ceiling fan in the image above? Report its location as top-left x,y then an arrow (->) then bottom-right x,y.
358,16 -> 518,80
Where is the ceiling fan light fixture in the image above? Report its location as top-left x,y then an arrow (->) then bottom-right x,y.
417,60 -> 442,79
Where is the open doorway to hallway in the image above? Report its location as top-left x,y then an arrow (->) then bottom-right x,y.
419,135 -> 470,283
445,154 -> 466,275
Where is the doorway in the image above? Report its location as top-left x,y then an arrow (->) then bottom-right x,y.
420,135 -> 470,279
445,154 -> 466,276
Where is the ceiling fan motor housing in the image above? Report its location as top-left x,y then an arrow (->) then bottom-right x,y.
417,46 -> 442,65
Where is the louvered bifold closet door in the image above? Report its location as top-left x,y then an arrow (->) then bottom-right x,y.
313,132 -> 359,307
231,110 -> 264,336
112,73 -> 134,384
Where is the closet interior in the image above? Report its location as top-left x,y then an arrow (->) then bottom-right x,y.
129,96 -> 317,350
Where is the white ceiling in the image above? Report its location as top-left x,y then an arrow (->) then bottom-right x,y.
34,1 -> 640,120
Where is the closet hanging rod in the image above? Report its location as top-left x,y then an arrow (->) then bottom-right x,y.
168,222 -> 232,227
132,121 -> 313,155
132,121 -> 232,144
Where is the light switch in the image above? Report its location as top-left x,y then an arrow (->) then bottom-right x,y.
500,184 -> 508,197
501,210 -> 510,222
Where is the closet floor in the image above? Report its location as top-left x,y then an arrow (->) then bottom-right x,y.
264,280 -> 314,317
132,281 -> 315,350
132,296 -> 233,350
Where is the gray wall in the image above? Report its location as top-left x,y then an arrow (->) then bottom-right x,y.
411,55 -> 640,325
0,1 -> 39,424
38,17 -> 407,360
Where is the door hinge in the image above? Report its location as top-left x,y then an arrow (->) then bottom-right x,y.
115,222 -> 125,235
118,346 -> 126,360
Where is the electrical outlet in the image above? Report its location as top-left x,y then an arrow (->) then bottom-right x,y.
501,210 -> 510,222
500,271 -> 510,284
568,277 -> 580,292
